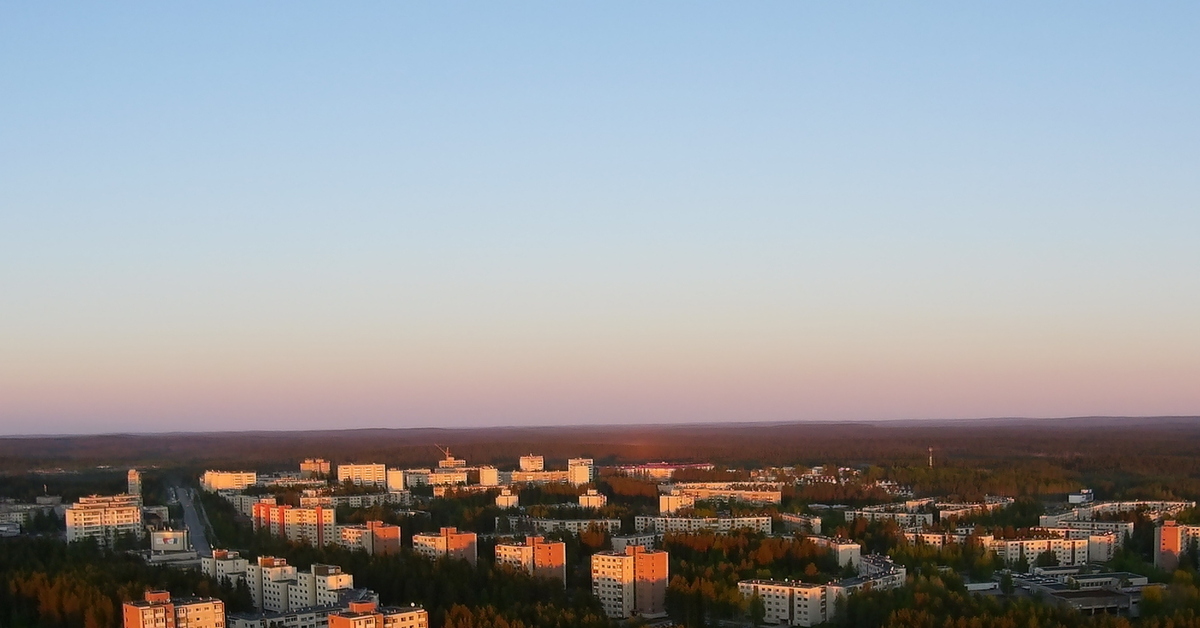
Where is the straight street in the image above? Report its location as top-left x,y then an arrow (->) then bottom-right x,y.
175,486 -> 213,558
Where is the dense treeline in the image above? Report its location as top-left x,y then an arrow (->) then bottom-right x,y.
0,537 -> 251,628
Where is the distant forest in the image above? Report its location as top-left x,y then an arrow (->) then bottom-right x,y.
3,417 -> 1200,500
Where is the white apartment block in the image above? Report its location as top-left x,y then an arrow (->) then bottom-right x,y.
845,508 -> 934,528
989,537 -> 1089,567
519,455 -> 545,472
386,469 -> 406,492
506,470 -> 570,484
664,483 -> 783,505
202,471 -> 258,491
659,494 -> 695,515
496,488 -> 519,509
65,494 -> 144,547
245,557 -> 354,613
253,504 -> 337,547
591,546 -> 669,619
634,515 -> 772,535
412,527 -> 478,566
300,458 -> 332,477
203,549 -> 251,586
1039,500 -> 1195,527
337,464 -> 387,486
579,489 -> 608,509
429,470 -> 469,486
225,494 -> 276,517
519,517 -> 622,535
807,536 -> 862,570
612,534 -> 658,553
479,466 -> 501,486
738,580 -> 828,627
568,458 -> 594,486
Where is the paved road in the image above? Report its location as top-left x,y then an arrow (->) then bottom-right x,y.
176,487 -> 213,557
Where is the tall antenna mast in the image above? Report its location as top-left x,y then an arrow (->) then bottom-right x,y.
928,447 -> 933,469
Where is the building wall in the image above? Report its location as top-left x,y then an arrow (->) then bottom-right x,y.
201,471 -> 257,491
337,464 -> 387,486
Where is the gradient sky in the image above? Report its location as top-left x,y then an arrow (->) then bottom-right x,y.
2,3 -> 1198,435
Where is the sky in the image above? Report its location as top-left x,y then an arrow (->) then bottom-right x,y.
1,3 -> 1198,435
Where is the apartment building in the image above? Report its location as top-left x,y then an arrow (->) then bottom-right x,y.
737,580 -> 827,627
568,458 -> 594,486
503,516 -> 622,535
494,536 -> 567,584
201,471 -> 257,491
203,549 -> 250,586
779,513 -> 822,535
328,600 -> 428,628
253,503 -> 337,547
128,470 -> 142,501
123,590 -> 225,628
337,464 -> 387,487
579,489 -> 607,509
664,482 -> 783,505
807,536 -> 862,570
337,521 -> 401,556
301,459 -> 332,477
479,466 -> 501,486
506,470 -> 570,484
412,527 -> 478,566
618,463 -> 714,480
1155,520 -> 1200,570
519,455 -> 545,472
659,494 -> 695,515
844,508 -> 934,528
495,488 -> 519,509
989,537 -> 1089,566
591,546 -> 669,619
634,515 -> 772,535
612,534 -> 657,553
65,494 -> 144,547
1039,500 -> 1195,527
245,557 -> 355,613
226,494 -> 276,517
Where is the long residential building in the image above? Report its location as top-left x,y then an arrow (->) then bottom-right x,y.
328,600 -> 428,628
301,459 -> 332,477
989,537 -> 1089,566
337,464 -> 387,487
123,590 -> 225,628
253,503 -> 337,548
663,482 -> 783,505
591,546 -> 669,619
503,516 -> 622,535
1039,500 -> 1195,527
227,589 -> 381,628
412,527 -> 478,566
201,471 -> 257,492
780,513 -> 823,535
495,536 -> 567,584
737,557 -> 906,627
635,515 -> 772,535
65,494 -> 144,547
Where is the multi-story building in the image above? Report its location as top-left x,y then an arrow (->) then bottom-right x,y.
429,469 -> 469,486
438,454 -> 468,469
227,589 -> 381,628
494,536 -> 567,584
337,464 -> 387,487
579,489 -> 607,509
780,513 -> 822,535
506,470 -> 570,485
123,590 -> 225,628
737,558 -> 905,627
337,521 -> 401,555
663,483 -> 783,505
386,469 -> 406,492
412,527 -> 477,566
659,494 -> 695,515
1155,520 -> 1200,570
568,458 -> 594,486
301,459 -> 332,477
504,516 -> 622,535
253,504 -> 337,548
127,470 -> 142,502
519,455 -> 545,472
989,537 -> 1089,567
737,580 -> 828,627
618,463 -> 715,481
807,536 -> 862,570
203,549 -> 250,586
328,600 -> 428,628
611,534 -> 657,553
226,494 -> 276,518
1039,500 -> 1196,527
1053,519 -> 1135,542
496,488 -> 519,509
634,515 -> 772,535
245,557 -> 355,613
65,494 -> 144,547
478,466 -> 501,487
591,546 -> 669,619
201,471 -> 257,492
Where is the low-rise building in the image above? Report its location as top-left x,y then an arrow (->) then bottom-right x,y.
412,527 -> 477,566
591,546 -> 669,619
495,536 -> 567,584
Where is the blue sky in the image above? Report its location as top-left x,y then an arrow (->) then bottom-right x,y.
1,3 -> 1198,434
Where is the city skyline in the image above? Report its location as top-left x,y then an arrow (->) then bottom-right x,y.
3,3 -> 1199,435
